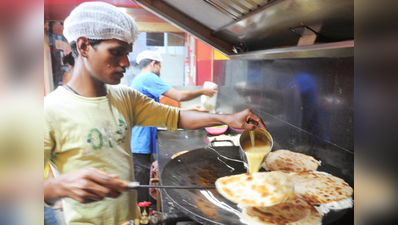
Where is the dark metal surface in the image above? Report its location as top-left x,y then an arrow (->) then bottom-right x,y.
228,40 -> 354,60
203,0 -> 269,19
160,146 -> 247,225
128,184 -> 216,189
160,146 -> 353,225
133,0 -> 354,58
215,57 -> 354,186
156,129 -> 214,218
157,129 -> 210,171
213,0 -> 354,50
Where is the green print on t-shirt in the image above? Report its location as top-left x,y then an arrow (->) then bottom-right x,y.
87,119 -> 128,150
88,128 -> 103,150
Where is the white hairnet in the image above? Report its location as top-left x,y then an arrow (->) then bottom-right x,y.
136,50 -> 163,64
63,1 -> 138,44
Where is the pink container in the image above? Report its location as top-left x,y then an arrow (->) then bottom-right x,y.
205,125 -> 228,135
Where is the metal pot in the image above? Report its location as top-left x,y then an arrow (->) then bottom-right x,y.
239,128 -> 273,171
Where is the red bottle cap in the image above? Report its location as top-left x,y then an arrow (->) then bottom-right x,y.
138,201 -> 152,207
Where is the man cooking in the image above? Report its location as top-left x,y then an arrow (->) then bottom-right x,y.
43,2 -> 266,224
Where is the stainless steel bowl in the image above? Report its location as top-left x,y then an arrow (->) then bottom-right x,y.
239,128 -> 273,172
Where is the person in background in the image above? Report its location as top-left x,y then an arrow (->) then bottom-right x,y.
62,52 -> 74,85
130,50 -> 216,203
44,2 -> 265,225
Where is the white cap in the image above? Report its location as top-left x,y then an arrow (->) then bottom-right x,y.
136,50 -> 163,64
63,1 -> 138,44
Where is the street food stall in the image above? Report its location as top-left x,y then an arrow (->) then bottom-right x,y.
133,0 -> 354,224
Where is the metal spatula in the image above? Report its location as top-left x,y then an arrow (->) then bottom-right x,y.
127,181 -> 216,190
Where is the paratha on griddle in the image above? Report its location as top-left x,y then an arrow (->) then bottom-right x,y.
288,171 -> 353,205
263,150 -> 320,172
215,171 -> 295,207
239,197 -> 322,225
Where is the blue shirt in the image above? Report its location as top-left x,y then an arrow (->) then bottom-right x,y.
130,72 -> 172,154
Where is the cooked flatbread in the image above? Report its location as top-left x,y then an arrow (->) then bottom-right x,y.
263,150 -> 319,172
215,171 -> 295,207
288,171 -> 353,205
239,197 -> 323,225
171,150 -> 189,159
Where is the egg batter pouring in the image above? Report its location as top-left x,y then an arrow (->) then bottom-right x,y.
241,139 -> 271,173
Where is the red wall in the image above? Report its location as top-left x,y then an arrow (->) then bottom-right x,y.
195,40 -> 212,86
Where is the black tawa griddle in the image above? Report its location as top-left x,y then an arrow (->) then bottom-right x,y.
161,145 -> 246,225
160,146 -> 353,225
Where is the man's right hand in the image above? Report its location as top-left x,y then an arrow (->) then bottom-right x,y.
202,87 -> 217,97
44,167 -> 127,204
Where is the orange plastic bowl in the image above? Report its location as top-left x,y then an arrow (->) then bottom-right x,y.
205,125 -> 228,135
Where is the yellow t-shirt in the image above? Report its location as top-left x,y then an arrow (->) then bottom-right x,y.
44,85 -> 179,225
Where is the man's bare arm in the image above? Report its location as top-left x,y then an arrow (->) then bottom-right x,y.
178,109 -> 266,130
163,87 -> 216,102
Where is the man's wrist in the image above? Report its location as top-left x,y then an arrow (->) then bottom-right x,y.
217,113 -> 231,126
44,177 -> 63,206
